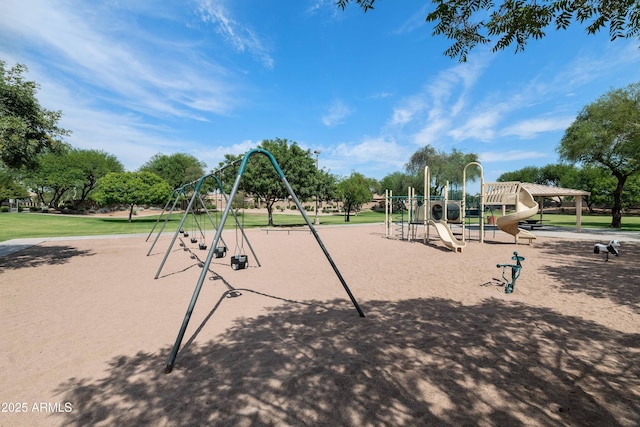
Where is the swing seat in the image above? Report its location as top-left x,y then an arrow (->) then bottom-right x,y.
183,231 -> 189,237
231,255 -> 248,270
199,242 -> 207,250
190,237 -> 198,244
214,246 -> 227,258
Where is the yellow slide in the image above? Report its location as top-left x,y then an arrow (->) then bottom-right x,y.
496,186 -> 538,242
428,220 -> 466,252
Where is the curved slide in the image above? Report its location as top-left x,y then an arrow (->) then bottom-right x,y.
496,186 -> 539,242
428,220 -> 466,253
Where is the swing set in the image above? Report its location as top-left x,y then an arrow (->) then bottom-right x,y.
160,148 -> 365,373
147,170 -> 260,279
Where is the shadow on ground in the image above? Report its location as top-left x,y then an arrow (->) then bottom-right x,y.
0,245 -> 95,272
55,298 -> 639,426
537,240 -> 640,310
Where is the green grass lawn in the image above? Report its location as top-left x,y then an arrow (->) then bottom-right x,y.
0,210 -> 388,242
1,210 -> 638,242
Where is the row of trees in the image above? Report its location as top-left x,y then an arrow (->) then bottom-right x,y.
2,58 -> 639,228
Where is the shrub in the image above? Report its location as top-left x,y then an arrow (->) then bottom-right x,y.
1,206 -> 9,212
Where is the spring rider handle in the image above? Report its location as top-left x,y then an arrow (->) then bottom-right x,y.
496,251 -> 525,294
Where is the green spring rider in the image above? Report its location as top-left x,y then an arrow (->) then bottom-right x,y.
496,251 -> 525,294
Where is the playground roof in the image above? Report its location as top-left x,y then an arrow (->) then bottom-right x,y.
521,183 -> 590,198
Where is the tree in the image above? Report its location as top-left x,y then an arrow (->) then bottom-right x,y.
21,148 -> 123,208
0,61 -> 69,169
68,149 -> 124,207
93,171 -> 171,222
139,153 -> 206,189
0,167 -> 29,203
220,139 -> 317,226
338,0 -> 640,62
559,82 -> 640,228
568,165 -> 615,212
498,166 -> 543,183
405,145 -> 479,196
337,172 -> 374,222
23,151 -> 85,208
316,169 -> 339,207
538,163 -> 580,187
380,171 -> 414,196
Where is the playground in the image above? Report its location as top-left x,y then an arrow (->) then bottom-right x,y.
1,223 -> 639,426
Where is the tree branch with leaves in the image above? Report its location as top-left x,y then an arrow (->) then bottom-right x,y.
338,0 -> 640,62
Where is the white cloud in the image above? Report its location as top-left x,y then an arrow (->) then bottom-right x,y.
479,150 -> 549,163
193,140 -> 257,171
322,100 -> 353,127
448,105 -> 506,142
197,0 -> 274,69
369,91 -> 393,99
326,137 -> 410,178
0,0 -> 240,119
393,5 -> 430,35
390,96 -> 425,126
412,117 -> 450,147
501,116 -> 575,139
387,58 -> 490,147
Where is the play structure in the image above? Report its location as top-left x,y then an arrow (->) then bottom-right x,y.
155,148 -> 365,373
384,162 -> 540,250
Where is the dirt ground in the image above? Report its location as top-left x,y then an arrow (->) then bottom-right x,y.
1,224 -> 638,426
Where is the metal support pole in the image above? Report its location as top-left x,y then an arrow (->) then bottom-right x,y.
154,186 -> 200,279
146,189 -> 178,242
146,188 -> 183,255
165,172 -> 243,373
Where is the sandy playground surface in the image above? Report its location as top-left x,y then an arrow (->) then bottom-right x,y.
0,223 -> 639,426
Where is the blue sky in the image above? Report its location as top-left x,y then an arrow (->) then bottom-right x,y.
2,0 -> 639,190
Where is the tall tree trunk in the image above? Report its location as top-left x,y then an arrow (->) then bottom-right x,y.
266,200 -> 275,226
128,204 -> 134,223
611,175 -> 626,228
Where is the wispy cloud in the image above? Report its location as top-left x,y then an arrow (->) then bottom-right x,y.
393,5 -> 430,35
447,103 -> 508,142
479,150 -> 549,163
327,136 -> 410,178
322,100 -> 353,127
387,58 -> 489,147
197,0 -> 274,69
0,0 -> 241,119
501,116 -> 575,139
369,91 -> 393,99
390,96 -> 425,126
